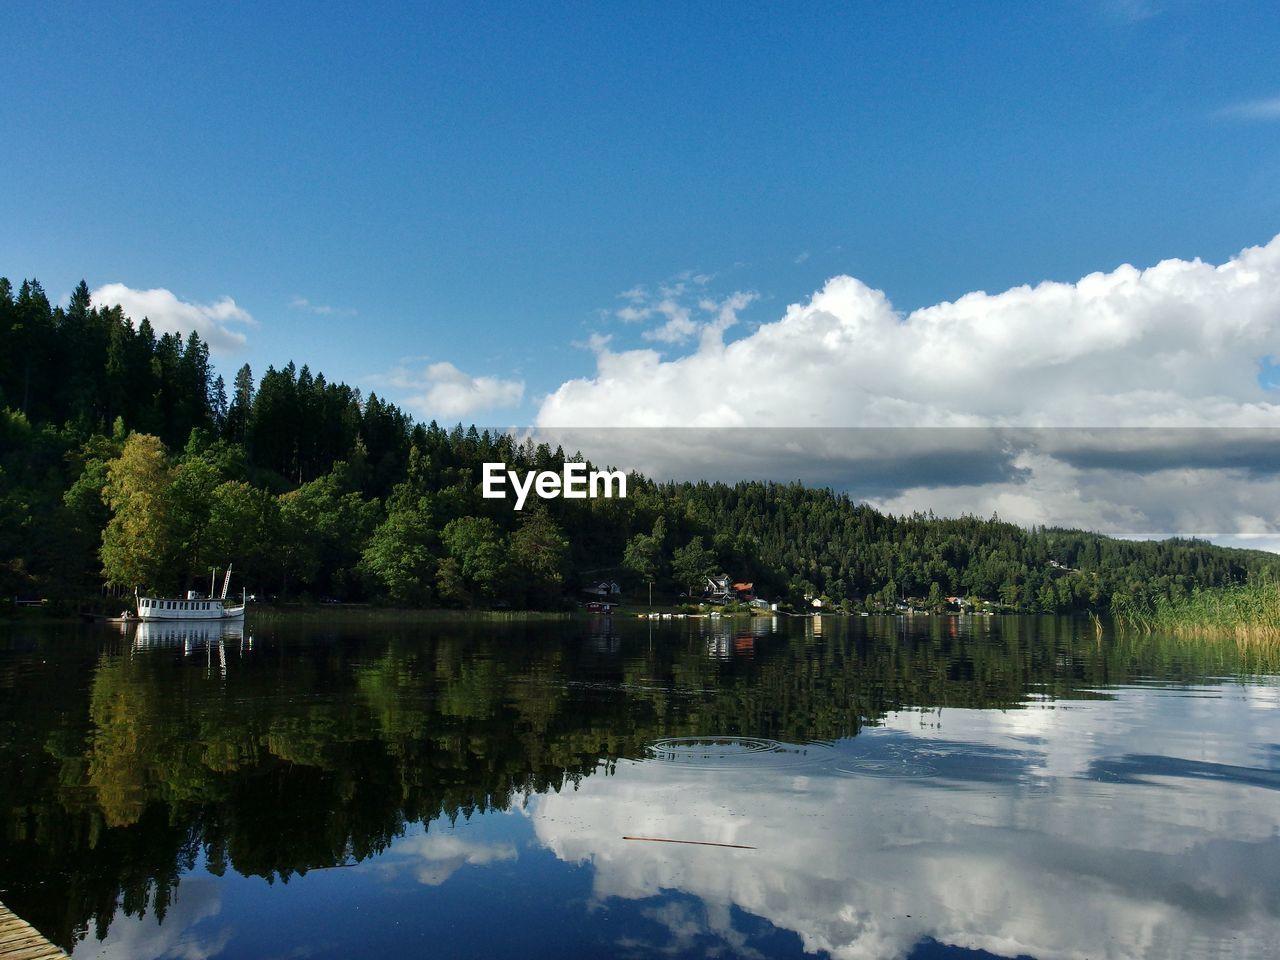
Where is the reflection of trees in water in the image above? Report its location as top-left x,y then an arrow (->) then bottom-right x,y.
0,615 -> 1270,950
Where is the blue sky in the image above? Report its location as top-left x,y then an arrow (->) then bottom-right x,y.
7,1 -> 1280,542
4,1 -> 1278,408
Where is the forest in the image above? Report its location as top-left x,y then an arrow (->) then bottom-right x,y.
3,276 -> 1279,613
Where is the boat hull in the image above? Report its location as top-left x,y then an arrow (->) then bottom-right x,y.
136,609 -> 245,621
136,599 -> 246,621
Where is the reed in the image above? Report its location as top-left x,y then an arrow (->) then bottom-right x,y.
1115,582 -> 1280,655
248,604 -> 572,624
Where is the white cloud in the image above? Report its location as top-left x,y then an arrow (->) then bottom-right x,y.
608,272 -> 743,346
625,291 -> 757,346
381,361 -> 524,420
1219,96 -> 1280,121
92,283 -> 255,354
867,447 -> 1280,538
573,332 -> 613,353
640,299 -> 696,343
533,236 -> 1280,540
541,235 -> 1280,431
289,295 -> 355,316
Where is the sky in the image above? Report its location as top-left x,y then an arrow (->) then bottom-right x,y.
4,0 -> 1280,541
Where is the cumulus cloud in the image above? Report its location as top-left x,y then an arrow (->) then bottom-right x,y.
531,236 -> 1280,540
866,443 -> 1280,537
541,235 -> 1280,430
92,283 -> 254,354
380,361 -> 524,419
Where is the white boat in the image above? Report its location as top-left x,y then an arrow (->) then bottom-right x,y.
136,565 -> 247,622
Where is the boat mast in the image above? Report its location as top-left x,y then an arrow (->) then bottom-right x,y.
210,567 -> 218,599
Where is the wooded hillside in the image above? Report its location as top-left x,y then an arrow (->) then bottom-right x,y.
3,277 -> 1277,611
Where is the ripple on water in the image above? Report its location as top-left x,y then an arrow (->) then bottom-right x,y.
832,756 -> 938,779
644,736 -> 835,769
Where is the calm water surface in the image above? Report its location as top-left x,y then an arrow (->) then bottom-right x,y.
1,614 -> 1277,959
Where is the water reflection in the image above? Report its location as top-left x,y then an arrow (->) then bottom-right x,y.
126,619 -> 253,682
129,618 -> 248,651
0,615 -> 1275,958
530,690 -> 1280,959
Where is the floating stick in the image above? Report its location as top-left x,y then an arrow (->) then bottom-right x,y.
622,836 -> 756,849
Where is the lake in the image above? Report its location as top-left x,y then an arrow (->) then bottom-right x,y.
1,613 -> 1277,959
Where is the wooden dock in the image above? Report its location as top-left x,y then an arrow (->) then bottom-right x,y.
0,901 -> 68,960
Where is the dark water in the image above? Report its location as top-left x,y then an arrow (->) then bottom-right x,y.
1,614 -> 1278,959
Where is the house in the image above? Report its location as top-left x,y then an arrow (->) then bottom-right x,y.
705,575 -> 733,603
583,580 -> 622,598
703,575 -> 755,604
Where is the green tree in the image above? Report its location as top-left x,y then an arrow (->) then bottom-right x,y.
508,507 -> 569,608
100,433 -> 177,590
671,535 -> 716,597
440,516 -> 507,605
435,556 -> 469,607
223,363 -> 254,445
360,499 -> 438,605
623,517 -> 666,607
202,480 -> 283,588
277,464 -> 377,597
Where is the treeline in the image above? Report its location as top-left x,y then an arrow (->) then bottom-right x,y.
3,276 -> 1279,612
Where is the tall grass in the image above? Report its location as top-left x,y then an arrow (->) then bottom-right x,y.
1114,582 -> 1280,656
249,604 -> 572,625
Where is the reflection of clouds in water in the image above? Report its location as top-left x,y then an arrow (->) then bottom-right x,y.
527,688 -> 1280,960
70,878 -> 230,960
387,832 -> 517,887
616,900 -> 770,960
